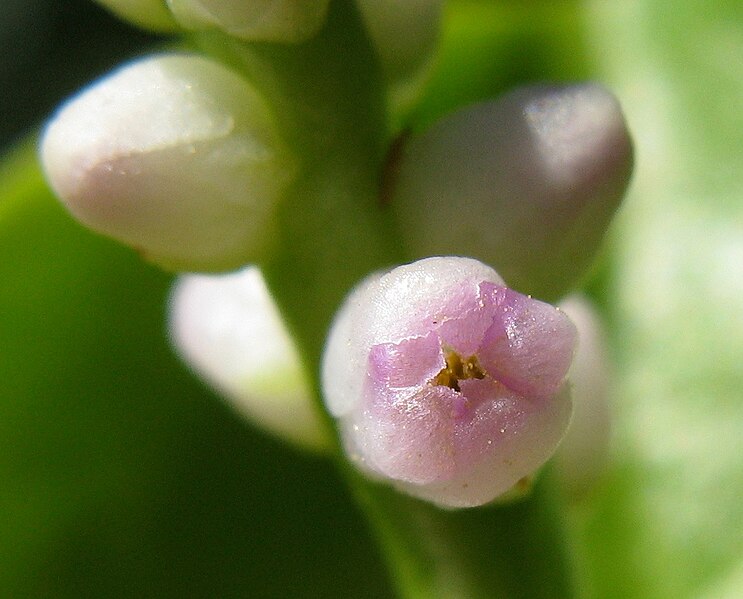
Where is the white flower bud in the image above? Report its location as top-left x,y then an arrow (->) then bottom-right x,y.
40,54 -> 294,271
166,0 -> 330,43
169,266 -> 328,450
323,257 -> 576,508
391,84 -> 633,299
94,0 -> 178,31
554,295 -> 612,498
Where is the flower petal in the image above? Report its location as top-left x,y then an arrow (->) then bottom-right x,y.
478,283 -> 577,401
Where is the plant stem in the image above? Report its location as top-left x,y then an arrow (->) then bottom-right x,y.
353,470 -> 575,599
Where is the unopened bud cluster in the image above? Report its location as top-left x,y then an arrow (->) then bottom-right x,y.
40,1 -> 630,507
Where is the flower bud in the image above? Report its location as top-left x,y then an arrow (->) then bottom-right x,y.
94,0 -> 178,31
391,84 -> 633,300
166,0 -> 330,43
169,266 -> 328,450
40,54 -> 294,271
554,295 -> 612,499
322,257 -> 576,508
355,0 -> 443,111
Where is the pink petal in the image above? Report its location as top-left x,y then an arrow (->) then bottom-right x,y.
358,384 -> 461,484
396,384 -> 573,508
367,332 -> 444,392
477,282 -> 576,400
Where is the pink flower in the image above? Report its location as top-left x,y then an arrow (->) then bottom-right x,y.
322,257 -> 576,507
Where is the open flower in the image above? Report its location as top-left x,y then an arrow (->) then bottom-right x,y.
322,257 -> 576,508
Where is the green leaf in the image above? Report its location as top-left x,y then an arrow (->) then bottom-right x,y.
568,2 -> 743,598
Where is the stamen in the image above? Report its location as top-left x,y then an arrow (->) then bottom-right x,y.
431,348 -> 486,392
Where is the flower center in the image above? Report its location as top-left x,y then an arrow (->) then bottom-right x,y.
431,348 -> 486,392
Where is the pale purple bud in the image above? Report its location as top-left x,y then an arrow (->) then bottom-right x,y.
169,266 -> 328,450
166,0 -> 330,43
40,54 -> 294,271
322,257 -> 576,508
391,84 -> 633,299
94,0 -> 178,31
554,295 -> 612,499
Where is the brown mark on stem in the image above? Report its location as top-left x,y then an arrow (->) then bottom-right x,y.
379,129 -> 411,207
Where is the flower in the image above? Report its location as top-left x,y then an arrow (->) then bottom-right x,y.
390,84 -> 633,300
40,53 -> 294,271
322,257 -> 576,507
169,266 -> 327,450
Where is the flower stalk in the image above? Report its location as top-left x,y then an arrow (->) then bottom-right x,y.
192,0 -> 401,358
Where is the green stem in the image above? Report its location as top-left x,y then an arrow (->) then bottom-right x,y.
353,471 -> 575,599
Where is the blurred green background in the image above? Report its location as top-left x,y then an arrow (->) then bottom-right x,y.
0,0 -> 158,150
1,1 -> 741,597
